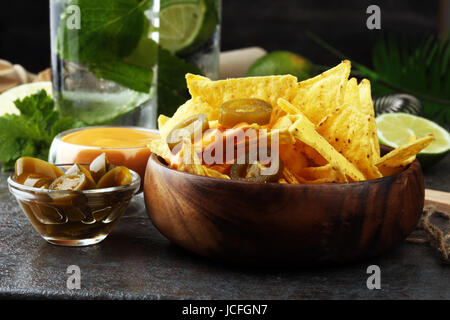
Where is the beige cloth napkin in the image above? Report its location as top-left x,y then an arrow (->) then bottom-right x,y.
0,59 -> 36,93
0,59 -> 51,94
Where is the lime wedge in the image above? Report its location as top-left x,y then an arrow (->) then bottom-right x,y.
159,0 -> 206,53
376,113 -> 450,167
0,82 -> 52,116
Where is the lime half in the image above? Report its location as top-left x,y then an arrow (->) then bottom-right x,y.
246,51 -> 317,81
376,113 -> 450,167
0,82 -> 52,116
159,0 -> 206,53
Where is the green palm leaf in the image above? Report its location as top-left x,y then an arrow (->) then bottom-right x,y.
306,31 -> 450,125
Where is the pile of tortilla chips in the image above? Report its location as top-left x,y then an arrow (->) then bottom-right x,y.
149,60 -> 434,184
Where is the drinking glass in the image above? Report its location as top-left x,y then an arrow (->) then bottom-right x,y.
50,0 -> 160,128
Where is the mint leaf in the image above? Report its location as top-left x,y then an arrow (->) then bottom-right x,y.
58,0 -> 156,93
88,55 -> 154,94
157,46 -> 203,116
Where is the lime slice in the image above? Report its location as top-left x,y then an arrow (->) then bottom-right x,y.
0,82 -> 52,116
159,0 -> 206,53
376,113 -> 450,167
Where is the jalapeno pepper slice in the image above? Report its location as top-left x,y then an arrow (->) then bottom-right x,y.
96,166 -> 132,189
166,113 -> 209,149
219,99 -> 272,127
230,152 -> 284,183
49,174 -> 88,191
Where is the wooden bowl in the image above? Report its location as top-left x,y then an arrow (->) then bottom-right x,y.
143,150 -> 424,265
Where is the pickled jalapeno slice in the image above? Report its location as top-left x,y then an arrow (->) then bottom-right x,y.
49,174 -> 88,191
96,166 -> 132,189
15,157 -> 64,184
166,113 -> 209,149
22,174 -> 54,189
66,164 -> 97,188
230,152 -> 284,183
89,153 -> 108,182
219,99 -> 273,127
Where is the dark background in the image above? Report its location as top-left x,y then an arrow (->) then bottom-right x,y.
0,0 -> 443,73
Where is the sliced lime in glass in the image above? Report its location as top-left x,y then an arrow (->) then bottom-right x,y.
159,0 -> 206,53
376,113 -> 450,167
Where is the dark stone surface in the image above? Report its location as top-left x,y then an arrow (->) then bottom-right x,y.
0,156 -> 449,300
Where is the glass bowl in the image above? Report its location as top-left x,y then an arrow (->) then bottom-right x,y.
48,126 -> 159,180
8,168 -> 140,246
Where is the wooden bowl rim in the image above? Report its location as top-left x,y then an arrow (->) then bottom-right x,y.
148,152 -> 421,188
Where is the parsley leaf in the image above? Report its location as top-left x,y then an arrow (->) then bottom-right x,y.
0,90 -> 84,171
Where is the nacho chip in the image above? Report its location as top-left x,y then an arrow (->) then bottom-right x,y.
186,73 -> 298,109
148,138 -> 173,164
177,139 -> 230,179
272,114 -> 293,130
282,167 -> 300,184
279,143 -> 308,178
358,79 -> 380,160
376,135 -> 416,176
302,143 -> 328,166
298,177 -> 343,184
343,77 -> 360,106
299,164 -> 347,183
376,134 -> 434,169
280,99 -> 363,181
317,103 -> 382,180
269,103 -> 287,127
158,114 -> 170,129
159,97 -> 218,138
291,60 -> 351,125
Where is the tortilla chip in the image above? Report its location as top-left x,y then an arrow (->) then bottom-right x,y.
280,99 -> 363,181
344,77 -> 360,106
148,138 -> 171,158
268,102 -> 288,127
159,97 -> 217,138
317,103 -> 382,180
299,164 -> 347,183
279,143 -> 308,178
158,114 -> 170,130
302,143 -> 327,166
291,60 -> 351,125
298,176 -> 343,184
376,135 -> 416,176
272,114 -> 293,130
186,73 -> 298,109
177,139 -> 231,179
358,79 -> 380,160
376,135 -> 434,169
282,167 -> 300,184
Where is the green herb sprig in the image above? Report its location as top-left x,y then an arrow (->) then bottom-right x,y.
0,90 -> 84,171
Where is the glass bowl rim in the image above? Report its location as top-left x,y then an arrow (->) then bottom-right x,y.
52,125 -> 159,151
8,167 -> 141,195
